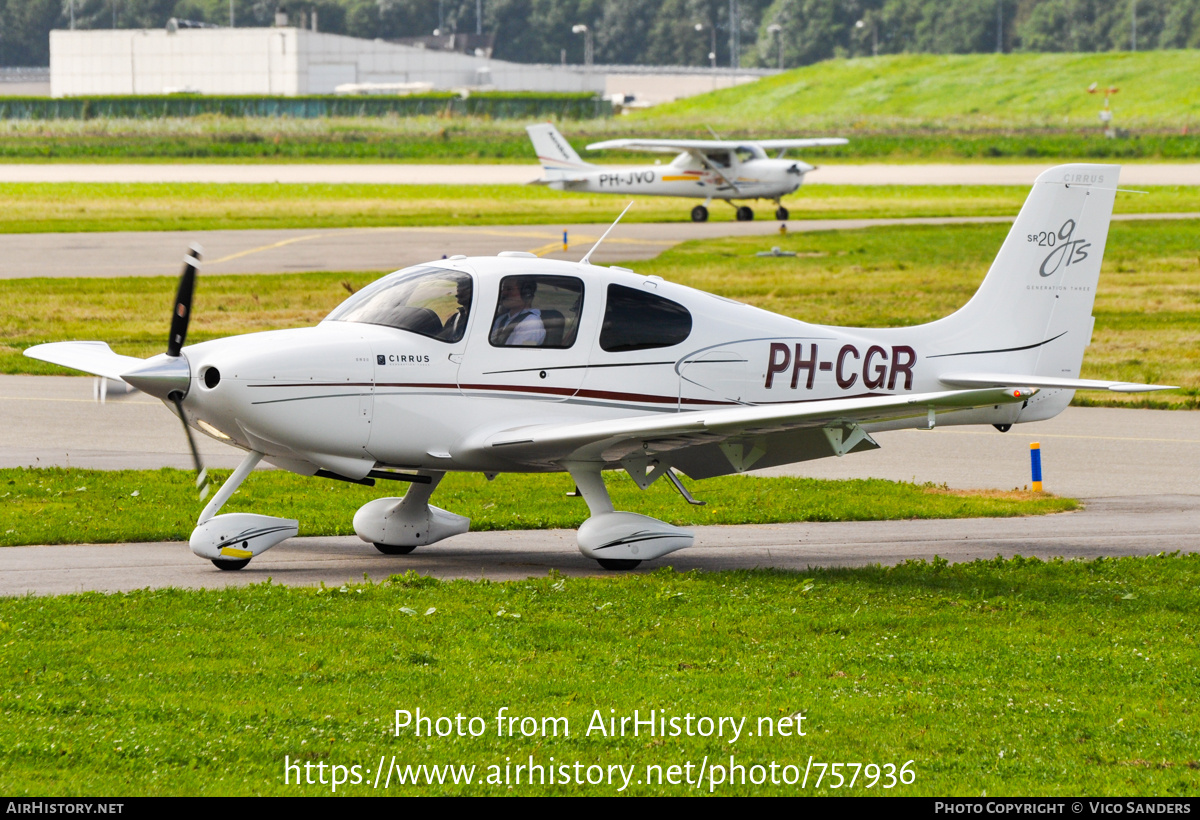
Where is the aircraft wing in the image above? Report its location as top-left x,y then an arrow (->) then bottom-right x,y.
467,387 -> 1035,477
25,341 -> 146,382
939,372 -> 1177,393
585,138 -> 848,152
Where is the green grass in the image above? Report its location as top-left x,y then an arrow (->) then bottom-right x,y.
1,555 -> 1197,795
2,182 -> 1200,234
5,52 -> 1200,161
644,52 -> 1200,131
3,219 -> 1196,406
0,468 -> 1072,548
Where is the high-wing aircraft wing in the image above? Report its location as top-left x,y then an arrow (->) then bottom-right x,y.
585,138 -> 849,153
464,386 -> 1035,477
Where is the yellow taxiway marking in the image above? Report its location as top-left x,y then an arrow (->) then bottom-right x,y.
208,233 -> 330,265
204,226 -> 673,265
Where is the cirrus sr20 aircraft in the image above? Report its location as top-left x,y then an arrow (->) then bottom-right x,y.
527,123 -> 847,222
27,164 -> 1172,572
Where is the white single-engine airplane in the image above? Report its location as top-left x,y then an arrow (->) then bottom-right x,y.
527,123 -> 847,223
27,164 -> 1172,572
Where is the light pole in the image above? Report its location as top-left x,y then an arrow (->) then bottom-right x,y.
855,17 -> 878,57
572,24 -> 593,70
694,22 -> 716,69
767,23 -> 782,70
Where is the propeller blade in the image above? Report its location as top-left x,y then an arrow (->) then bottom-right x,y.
167,244 -> 202,357
172,394 -> 210,500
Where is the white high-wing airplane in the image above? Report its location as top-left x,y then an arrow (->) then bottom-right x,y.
27,164 -> 1172,572
527,123 -> 847,223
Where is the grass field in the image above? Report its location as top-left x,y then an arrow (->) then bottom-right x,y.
644,52 -> 1200,132
1,555 -> 1197,795
4,219 -> 1196,406
3,52 -> 1198,162
0,467 -> 1074,548
2,181 -> 1199,234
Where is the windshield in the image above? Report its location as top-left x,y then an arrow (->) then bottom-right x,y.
325,266 -> 473,343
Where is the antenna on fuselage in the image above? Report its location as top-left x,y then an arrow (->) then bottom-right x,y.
580,201 -> 633,266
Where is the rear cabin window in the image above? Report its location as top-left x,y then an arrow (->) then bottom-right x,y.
599,284 -> 692,352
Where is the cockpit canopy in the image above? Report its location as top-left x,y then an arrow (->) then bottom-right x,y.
325,266 -> 472,342
670,144 -> 767,170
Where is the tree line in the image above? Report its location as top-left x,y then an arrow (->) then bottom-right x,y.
1,0 -> 1196,68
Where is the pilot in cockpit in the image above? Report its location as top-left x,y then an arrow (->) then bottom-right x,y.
438,276 -> 473,342
490,277 -> 546,346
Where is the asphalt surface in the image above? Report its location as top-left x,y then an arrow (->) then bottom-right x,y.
0,217 -> 1013,279
2,160 -> 1195,592
4,162 -> 1200,186
2,495 -> 1197,596
3,213 -> 1198,280
4,375 -> 1199,496
2,375 -> 1197,595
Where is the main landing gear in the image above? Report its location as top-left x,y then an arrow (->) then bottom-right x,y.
775,205 -> 789,220
566,462 -> 694,572
735,205 -> 754,222
690,205 -> 709,223
353,471 -> 469,555
188,453 -> 694,573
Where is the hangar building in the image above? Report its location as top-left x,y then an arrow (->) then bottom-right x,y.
49,28 -> 605,97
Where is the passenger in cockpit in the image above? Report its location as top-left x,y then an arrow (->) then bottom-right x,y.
490,277 -> 546,346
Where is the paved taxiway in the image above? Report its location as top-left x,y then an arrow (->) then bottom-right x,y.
4,213 -> 1198,279
4,162 -> 1200,186
2,161 -> 1195,591
2,495 -> 1197,595
2,375 -> 1197,595
4,375 -> 1198,497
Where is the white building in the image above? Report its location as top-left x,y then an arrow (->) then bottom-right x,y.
49,28 -> 606,97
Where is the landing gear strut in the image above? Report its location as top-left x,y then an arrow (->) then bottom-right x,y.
566,463 -> 694,571
187,450 -> 299,571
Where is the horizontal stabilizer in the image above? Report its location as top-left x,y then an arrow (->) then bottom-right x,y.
939,372 -> 1177,393
24,341 -> 146,382
527,175 -> 589,186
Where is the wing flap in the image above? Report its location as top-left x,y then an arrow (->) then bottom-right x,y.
939,372 -> 1177,393
24,341 -> 146,382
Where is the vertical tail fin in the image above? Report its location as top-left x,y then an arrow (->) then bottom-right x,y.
526,123 -> 593,177
925,164 -> 1120,419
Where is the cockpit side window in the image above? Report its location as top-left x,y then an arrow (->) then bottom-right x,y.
599,284 -> 692,352
705,151 -> 732,168
489,275 -> 585,349
325,266 -> 473,343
